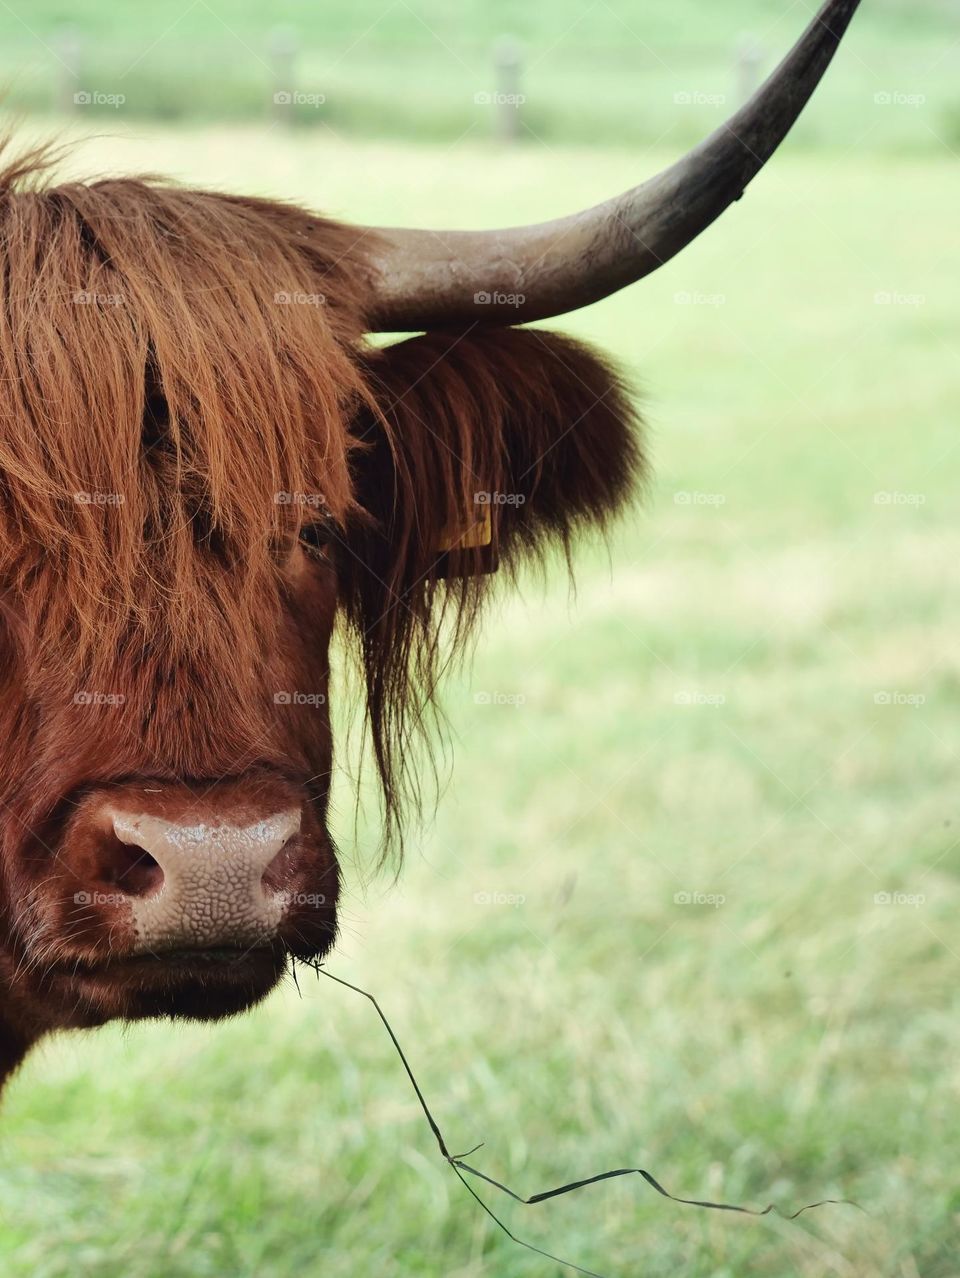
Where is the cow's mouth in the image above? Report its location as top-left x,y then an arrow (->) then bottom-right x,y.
49,942 -> 290,1022
62,942 -> 282,972
91,945 -> 277,967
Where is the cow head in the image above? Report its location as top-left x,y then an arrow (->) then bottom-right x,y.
0,182 -> 641,1072
0,0 -> 861,1081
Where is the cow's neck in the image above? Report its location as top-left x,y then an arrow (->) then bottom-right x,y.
0,1017 -> 31,1089
0,972 -> 80,1092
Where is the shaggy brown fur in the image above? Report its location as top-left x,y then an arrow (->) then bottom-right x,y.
349,327 -> 643,836
0,144 -> 643,1082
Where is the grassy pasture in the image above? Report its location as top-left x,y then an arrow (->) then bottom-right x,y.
0,0 -> 956,149
0,117 -> 957,1278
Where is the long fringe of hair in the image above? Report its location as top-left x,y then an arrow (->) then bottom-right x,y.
345,326 -> 645,849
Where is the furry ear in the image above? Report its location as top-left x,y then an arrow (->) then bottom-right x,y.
349,326 -> 646,582
341,326 -> 646,843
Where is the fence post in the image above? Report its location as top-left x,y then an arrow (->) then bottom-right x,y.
493,36 -> 523,142
735,33 -> 764,105
53,26 -> 82,114
269,26 -> 300,124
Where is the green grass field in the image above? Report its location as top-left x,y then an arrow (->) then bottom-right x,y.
0,113 -> 957,1277
0,0 -> 957,150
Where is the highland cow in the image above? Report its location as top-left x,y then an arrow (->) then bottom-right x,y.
0,0 -> 860,1086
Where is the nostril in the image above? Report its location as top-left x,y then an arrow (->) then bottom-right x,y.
100,832 -> 164,899
262,832 -> 298,897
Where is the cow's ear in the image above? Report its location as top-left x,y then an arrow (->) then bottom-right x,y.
347,326 -> 646,589
341,326 -> 645,844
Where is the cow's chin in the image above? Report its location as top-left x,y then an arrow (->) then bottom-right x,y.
71,945 -> 290,1022
43,932 -> 335,1026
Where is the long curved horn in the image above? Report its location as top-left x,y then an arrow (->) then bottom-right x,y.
366,0 -> 862,331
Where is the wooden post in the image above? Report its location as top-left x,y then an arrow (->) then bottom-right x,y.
736,33 -> 764,105
269,26 -> 299,124
493,36 -> 523,142
53,26 -> 82,115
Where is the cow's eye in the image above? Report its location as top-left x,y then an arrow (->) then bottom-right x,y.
299,521 -> 333,562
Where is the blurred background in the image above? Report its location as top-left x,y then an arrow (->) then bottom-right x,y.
0,1 -> 958,1275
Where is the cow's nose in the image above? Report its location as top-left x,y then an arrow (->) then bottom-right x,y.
108,808 -> 301,952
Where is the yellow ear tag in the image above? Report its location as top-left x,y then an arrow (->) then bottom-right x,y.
434,503 -> 497,578
437,503 -> 492,552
